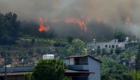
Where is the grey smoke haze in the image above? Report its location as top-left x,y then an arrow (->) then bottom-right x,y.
0,0 -> 140,40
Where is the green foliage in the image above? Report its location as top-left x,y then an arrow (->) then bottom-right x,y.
66,36 -> 73,44
111,53 -> 118,60
136,45 -> 140,70
27,49 -> 34,57
114,31 -> 127,42
110,48 -> 114,54
102,48 -> 106,55
97,48 -> 101,54
115,47 -> 122,55
130,71 -> 140,80
0,12 -> 20,45
24,73 -> 32,80
36,48 -> 41,54
32,59 -> 72,80
100,57 -> 117,68
102,38 -> 109,42
54,42 -> 67,47
101,64 -> 130,80
71,39 -> 85,55
31,38 -> 35,45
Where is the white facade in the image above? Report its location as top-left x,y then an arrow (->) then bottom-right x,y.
43,54 -> 54,59
87,39 -> 129,50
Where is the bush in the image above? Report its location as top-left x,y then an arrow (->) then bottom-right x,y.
115,47 -> 122,55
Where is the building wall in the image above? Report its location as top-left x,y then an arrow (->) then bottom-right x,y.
70,58 -> 74,65
79,57 -> 88,65
0,76 -> 24,80
87,42 -> 127,50
88,57 -> 101,80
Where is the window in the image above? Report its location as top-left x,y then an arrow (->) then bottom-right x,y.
109,45 -> 111,48
112,45 -> 114,48
75,58 -> 80,65
97,46 -> 100,49
105,45 -> 108,48
116,45 -> 118,48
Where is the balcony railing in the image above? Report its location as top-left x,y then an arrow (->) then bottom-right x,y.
68,65 -> 89,70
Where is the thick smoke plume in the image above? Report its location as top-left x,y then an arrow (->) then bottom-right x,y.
0,0 -> 140,41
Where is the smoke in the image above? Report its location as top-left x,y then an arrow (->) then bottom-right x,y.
0,0 -> 140,41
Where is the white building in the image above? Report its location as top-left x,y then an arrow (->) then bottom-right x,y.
87,37 -> 138,51
64,55 -> 102,80
42,54 -> 54,59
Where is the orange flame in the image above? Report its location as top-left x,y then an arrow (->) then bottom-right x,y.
39,18 -> 49,32
96,18 -> 101,23
39,16 -> 89,32
51,16 -> 89,32
126,17 -> 131,26
65,18 -> 87,31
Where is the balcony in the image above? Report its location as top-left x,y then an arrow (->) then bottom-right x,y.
68,65 -> 89,70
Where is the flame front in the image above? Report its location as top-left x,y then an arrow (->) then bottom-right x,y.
96,18 -> 101,23
39,18 -> 49,32
51,16 -> 89,32
65,18 -> 87,31
39,16 -> 90,32
126,17 -> 131,26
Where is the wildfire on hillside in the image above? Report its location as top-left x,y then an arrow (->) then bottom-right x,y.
39,18 -> 50,32
126,17 -> 131,26
39,16 -> 138,32
39,16 -> 90,32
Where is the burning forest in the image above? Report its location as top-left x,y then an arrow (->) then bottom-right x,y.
0,0 -> 140,41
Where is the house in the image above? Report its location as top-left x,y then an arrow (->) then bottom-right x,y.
87,37 -> 139,51
64,55 -> 102,80
0,55 -> 102,80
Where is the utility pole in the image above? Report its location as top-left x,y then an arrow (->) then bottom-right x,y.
4,52 -> 7,80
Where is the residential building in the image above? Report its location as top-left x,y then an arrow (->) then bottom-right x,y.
87,37 -> 138,51
64,55 -> 102,80
0,55 -> 102,80
42,54 -> 54,59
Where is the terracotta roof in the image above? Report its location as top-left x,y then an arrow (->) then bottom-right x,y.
0,69 -> 94,76
66,55 -> 102,63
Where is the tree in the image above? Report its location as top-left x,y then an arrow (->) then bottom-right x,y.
32,59 -> 72,80
66,36 -> 73,44
100,57 -> 117,68
110,48 -> 114,54
102,48 -> 106,55
24,73 -> 32,80
102,38 -> 109,42
27,49 -> 34,57
115,47 -> 122,55
101,64 -> 130,80
111,53 -> 118,60
36,48 -> 41,54
97,48 -> 101,54
136,45 -> 140,73
31,38 -> 35,45
0,12 -> 20,45
130,71 -> 140,80
71,39 -> 85,55
114,31 -> 127,42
